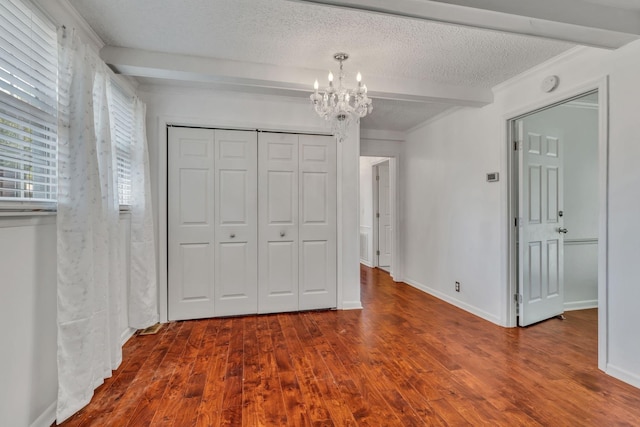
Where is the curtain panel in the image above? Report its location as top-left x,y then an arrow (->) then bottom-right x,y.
129,99 -> 158,329
56,29 -> 121,423
56,26 -> 158,423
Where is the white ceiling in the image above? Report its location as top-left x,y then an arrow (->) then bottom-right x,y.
64,0 -> 636,132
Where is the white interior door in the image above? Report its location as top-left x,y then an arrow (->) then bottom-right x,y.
377,161 -> 391,269
517,119 -> 565,326
168,127 -> 216,321
298,134 -> 337,310
214,130 -> 258,316
258,133 -> 299,313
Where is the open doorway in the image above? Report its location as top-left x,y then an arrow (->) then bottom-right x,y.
359,156 -> 393,273
509,91 -> 601,327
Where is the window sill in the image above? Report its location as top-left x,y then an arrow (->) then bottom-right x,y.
0,210 -> 133,228
0,212 -> 56,228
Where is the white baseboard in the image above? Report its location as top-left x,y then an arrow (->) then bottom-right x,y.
30,402 -> 56,427
341,301 -> 364,310
121,327 -> 137,345
606,363 -> 640,389
564,300 -> 598,311
360,260 -> 373,268
403,277 -> 502,326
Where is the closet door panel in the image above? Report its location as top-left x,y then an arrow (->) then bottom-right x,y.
168,127 -> 216,320
298,135 -> 337,310
258,133 -> 299,313
214,130 -> 258,316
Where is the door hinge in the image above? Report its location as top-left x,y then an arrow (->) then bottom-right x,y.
376,250 -> 380,256
376,212 -> 380,218
376,175 -> 380,181
514,217 -> 518,227
514,140 -> 519,151
515,293 -> 523,304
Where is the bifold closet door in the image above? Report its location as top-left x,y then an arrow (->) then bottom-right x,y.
168,127 -> 216,320
168,127 -> 257,320
213,130 -> 258,316
258,133 -> 300,313
298,134 -> 337,310
258,133 -> 337,313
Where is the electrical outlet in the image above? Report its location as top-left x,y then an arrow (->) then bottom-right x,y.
455,281 -> 460,292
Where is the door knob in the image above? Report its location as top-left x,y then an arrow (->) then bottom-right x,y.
230,233 -> 235,238
558,227 -> 568,234
280,231 -> 285,237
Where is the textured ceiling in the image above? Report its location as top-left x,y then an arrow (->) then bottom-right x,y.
68,0 -> 575,132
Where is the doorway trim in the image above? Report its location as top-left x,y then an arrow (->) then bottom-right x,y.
360,142 -> 403,282
504,76 -> 609,371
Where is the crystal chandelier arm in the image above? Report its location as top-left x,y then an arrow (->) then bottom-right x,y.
309,52 -> 373,141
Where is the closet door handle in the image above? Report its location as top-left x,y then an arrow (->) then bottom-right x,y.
230,233 -> 236,238
280,231 -> 285,237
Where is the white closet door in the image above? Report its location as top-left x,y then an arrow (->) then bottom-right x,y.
214,130 -> 258,316
298,134 -> 337,310
258,133 -> 299,313
168,127 -> 216,321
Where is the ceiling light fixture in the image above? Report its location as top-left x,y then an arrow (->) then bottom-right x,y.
310,53 -> 373,141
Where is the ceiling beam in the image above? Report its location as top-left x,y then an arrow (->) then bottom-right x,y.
101,46 -> 493,107
286,0 -> 640,49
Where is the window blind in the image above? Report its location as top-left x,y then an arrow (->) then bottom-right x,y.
109,81 -> 133,206
0,0 -> 58,204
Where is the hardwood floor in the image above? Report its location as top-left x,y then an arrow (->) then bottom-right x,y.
58,265 -> 640,426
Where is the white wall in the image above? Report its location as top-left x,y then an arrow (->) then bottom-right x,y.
522,103 -> 599,310
0,217 -> 57,427
402,42 -> 640,388
139,85 -> 362,317
0,215 -> 133,427
402,106 -> 503,324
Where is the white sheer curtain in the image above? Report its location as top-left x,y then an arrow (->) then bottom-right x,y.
129,98 -> 158,329
56,29 -> 122,423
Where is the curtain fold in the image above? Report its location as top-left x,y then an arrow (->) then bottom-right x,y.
56,29 -> 122,424
128,98 -> 158,329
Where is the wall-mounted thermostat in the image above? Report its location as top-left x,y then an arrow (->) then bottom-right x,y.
486,172 -> 499,182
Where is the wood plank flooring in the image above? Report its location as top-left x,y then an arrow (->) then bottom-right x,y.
57,265 -> 640,426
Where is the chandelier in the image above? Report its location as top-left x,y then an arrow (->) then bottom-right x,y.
310,53 -> 373,141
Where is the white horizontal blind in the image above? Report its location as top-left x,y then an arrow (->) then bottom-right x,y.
109,81 -> 133,206
0,0 -> 58,203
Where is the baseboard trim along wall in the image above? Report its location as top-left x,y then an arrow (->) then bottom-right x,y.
607,364 -> 640,390
564,300 -> 598,311
403,277 -> 503,326
30,402 -> 56,427
342,301 -> 364,310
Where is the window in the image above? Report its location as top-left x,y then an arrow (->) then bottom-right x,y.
0,0 -> 58,206
109,82 -> 134,206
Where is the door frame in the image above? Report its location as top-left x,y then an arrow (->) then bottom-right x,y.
505,77 -> 609,370
359,153 -> 402,282
371,158 -> 391,271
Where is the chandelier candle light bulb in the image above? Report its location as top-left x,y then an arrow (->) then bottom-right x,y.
310,52 -> 373,142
